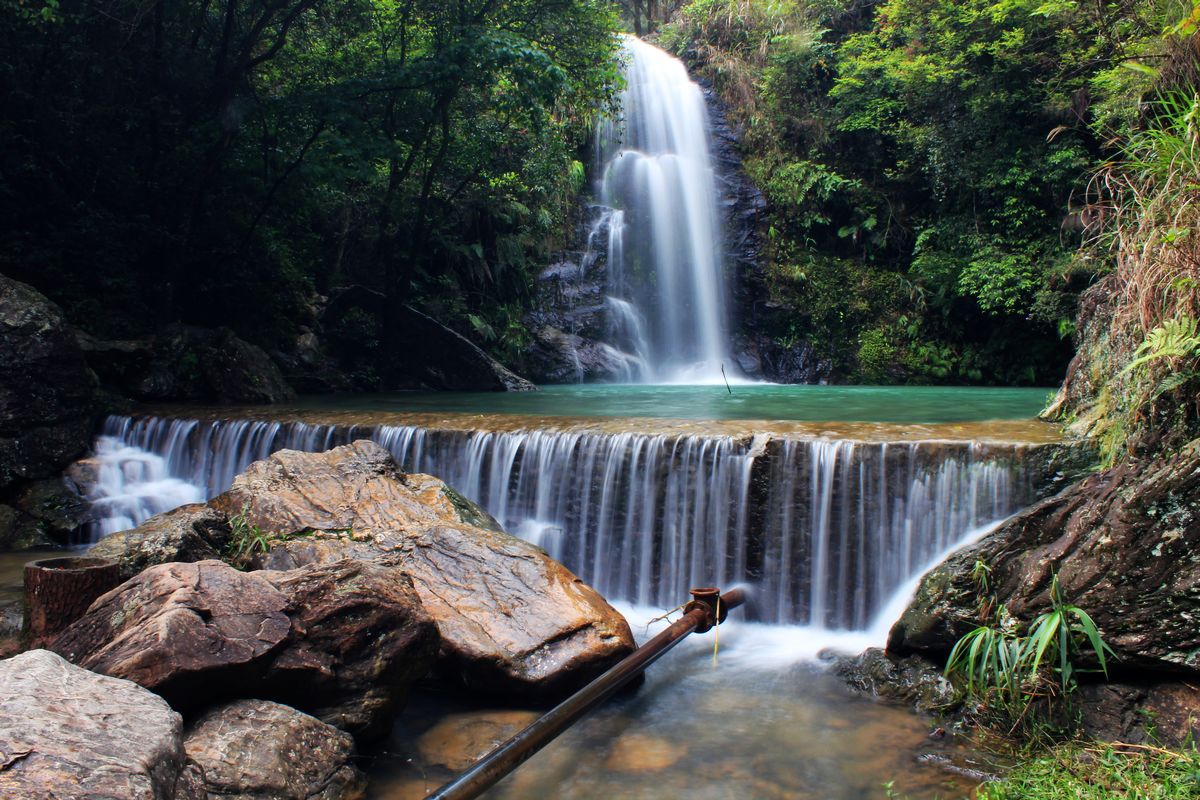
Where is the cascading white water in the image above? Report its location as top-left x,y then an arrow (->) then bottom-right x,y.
80,436 -> 203,536
89,414 -> 1042,629
595,37 -> 732,382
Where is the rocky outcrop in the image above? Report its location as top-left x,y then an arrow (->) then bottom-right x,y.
889,439 -> 1200,677
832,648 -> 957,715
85,324 -> 298,405
0,649 -> 201,799
184,699 -> 367,800
212,440 -> 636,700
88,503 -> 231,579
51,558 -> 439,740
1077,680 -> 1200,748
0,274 -> 98,493
524,323 -> 636,384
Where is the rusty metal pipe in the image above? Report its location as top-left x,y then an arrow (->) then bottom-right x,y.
427,586 -> 747,800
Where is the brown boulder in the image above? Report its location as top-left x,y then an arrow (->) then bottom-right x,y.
51,558 -> 439,740
889,440 -> 1200,676
184,699 -> 367,800
88,503 -> 232,579
0,649 -> 200,799
51,559 -> 292,694
209,439 -> 502,536
260,558 -> 440,738
217,440 -> 635,700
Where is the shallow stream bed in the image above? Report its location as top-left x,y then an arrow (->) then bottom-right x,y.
368,608 -> 990,800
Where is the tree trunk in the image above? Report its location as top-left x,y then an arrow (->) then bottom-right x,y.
24,557 -> 121,648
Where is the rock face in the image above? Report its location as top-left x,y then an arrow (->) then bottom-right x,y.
88,503 -> 232,579
213,440 -> 636,700
889,439 -> 1200,677
184,699 -> 367,800
0,649 -> 200,799
0,274 -> 98,493
1077,680 -> 1200,747
82,324 -> 297,405
51,558 -> 439,740
524,322 -> 635,384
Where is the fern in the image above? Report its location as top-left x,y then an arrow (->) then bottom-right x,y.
1122,315 -> 1200,374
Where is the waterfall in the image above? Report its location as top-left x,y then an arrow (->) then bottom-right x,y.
594,37 -> 731,383
89,414 -> 1046,630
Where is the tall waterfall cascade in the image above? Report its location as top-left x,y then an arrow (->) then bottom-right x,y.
591,37 -> 732,383
87,414 -> 1055,631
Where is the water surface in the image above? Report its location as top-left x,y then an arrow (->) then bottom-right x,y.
294,384 -> 1051,425
370,608 -> 988,799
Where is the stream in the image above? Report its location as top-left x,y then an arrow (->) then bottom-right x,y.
52,383 -> 1064,798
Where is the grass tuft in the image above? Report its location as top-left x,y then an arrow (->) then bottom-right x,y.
976,742 -> 1200,799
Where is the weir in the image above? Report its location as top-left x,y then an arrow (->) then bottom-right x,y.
85,412 -> 1064,630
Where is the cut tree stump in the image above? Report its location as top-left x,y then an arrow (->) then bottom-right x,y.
24,556 -> 121,647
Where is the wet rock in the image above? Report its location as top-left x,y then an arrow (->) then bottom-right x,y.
217,440 -> 635,701
605,734 -> 688,773
0,273 -> 98,492
185,699 -> 367,800
737,334 -> 834,384
832,648 -> 957,715
523,324 -> 637,384
889,439 -> 1200,677
0,649 -> 197,799
50,558 -> 439,740
64,456 -> 103,494
1077,680 -> 1200,747
416,710 -> 539,771
209,440 -> 502,537
88,503 -> 232,579
117,324 -> 297,405
0,501 -> 55,550
13,477 -> 90,542
51,559 -> 292,695
261,558 -> 439,739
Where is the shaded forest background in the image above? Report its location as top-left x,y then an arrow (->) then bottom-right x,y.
0,0 -> 1194,390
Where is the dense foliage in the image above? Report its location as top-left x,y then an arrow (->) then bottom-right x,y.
661,0 -> 1189,384
0,0 -> 620,381
1057,83 -> 1200,463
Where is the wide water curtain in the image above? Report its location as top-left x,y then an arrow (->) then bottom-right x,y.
599,37 -> 731,383
93,414 -> 1034,630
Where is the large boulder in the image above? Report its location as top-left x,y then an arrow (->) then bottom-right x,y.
0,274 -> 98,492
889,439 -> 1200,677
85,324 -> 297,405
88,503 -> 232,579
184,699 -> 366,800
0,649 -> 201,799
212,440 -> 636,701
51,558 -> 439,740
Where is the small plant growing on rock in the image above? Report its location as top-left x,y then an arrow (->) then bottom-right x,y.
946,571 -> 1115,734
225,504 -> 272,567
